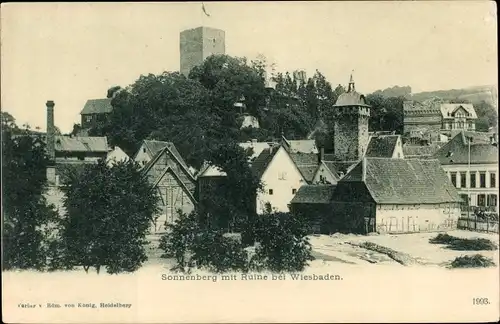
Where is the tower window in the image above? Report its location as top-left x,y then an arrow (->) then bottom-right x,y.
268,189 -> 274,195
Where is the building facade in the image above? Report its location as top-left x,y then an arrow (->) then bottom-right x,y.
434,131 -> 498,213
80,98 -> 113,129
180,26 -> 225,77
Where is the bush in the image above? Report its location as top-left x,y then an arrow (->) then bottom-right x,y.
159,211 -> 200,272
429,234 -> 498,251
249,212 -> 314,272
191,231 -> 249,273
450,254 -> 496,268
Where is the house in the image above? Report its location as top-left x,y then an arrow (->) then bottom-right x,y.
290,184 -> 337,234
80,98 -> 113,129
106,146 -> 130,166
365,134 -> 404,159
252,144 -> 308,214
134,140 -> 173,167
403,98 -> 478,142
330,158 -> 462,234
312,160 -> 340,184
141,142 -> 197,232
43,100 -> 110,214
434,131 -> 498,213
281,135 -> 318,154
403,143 -> 443,160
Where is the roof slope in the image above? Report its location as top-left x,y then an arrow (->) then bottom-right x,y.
80,98 -> 113,115
289,152 -> 320,183
55,136 -> 108,152
282,136 -> 318,153
142,141 -> 194,181
365,135 -> 399,158
251,145 -> 281,179
290,185 -> 337,204
434,131 -> 498,165
340,158 -> 461,204
403,144 -> 442,158
440,103 -> 477,119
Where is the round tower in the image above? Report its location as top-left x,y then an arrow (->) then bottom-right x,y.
332,74 -> 371,162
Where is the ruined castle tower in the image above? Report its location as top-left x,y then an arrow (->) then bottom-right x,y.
332,75 -> 371,161
180,26 -> 225,77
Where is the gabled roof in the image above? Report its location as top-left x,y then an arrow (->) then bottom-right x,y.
282,136 -> 318,153
106,146 -> 130,165
290,184 -> 337,204
251,145 -> 282,179
80,98 -> 113,115
434,131 -> 498,165
55,136 -> 108,152
440,103 -> 477,119
289,152 -> 319,183
339,158 -> 461,204
403,144 -> 442,159
365,135 -> 400,158
320,161 -> 341,180
142,141 -> 195,182
153,166 -> 197,204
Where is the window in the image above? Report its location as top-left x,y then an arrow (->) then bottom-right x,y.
143,147 -> 146,153
460,194 -> 469,205
487,194 -> 498,207
460,173 -> 466,188
490,173 -> 496,188
470,173 -> 476,188
292,188 -> 297,194
77,155 -> 85,161
85,115 -> 92,122
278,172 -> 287,180
268,189 -> 274,195
450,173 -> 457,187
479,172 -> 486,188
477,194 -> 486,207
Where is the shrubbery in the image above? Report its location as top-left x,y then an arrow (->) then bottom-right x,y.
159,211 -> 314,273
450,254 -> 496,268
429,234 -> 498,251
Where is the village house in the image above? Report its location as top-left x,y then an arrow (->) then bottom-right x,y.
289,184 -> 337,233
106,146 -> 130,166
364,134 -> 404,159
329,157 -> 462,234
403,98 -> 478,142
80,98 -> 113,129
434,131 -> 498,213
43,100 -> 110,212
141,141 -> 197,232
252,144 -> 309,214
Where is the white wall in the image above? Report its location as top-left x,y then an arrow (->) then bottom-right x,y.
376,203 -> 461,233
392,137 -> 404,159
134,143 -> 152,167
256,146 -> 306,214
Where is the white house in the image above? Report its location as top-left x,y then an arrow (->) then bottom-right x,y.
434,131 -> 498,213
251,144 -> 308,214
106,146 -> 130,166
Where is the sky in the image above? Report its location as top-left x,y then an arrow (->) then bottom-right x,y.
1,1 -> 497,133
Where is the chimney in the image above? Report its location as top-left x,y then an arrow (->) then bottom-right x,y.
46,100 -> 56,185
318,147 -> 325,164
362,157 -> 367,182
46,100 -> 56,163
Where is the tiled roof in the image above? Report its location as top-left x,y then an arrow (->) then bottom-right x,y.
440,103 -> 477,119
365,135 -> 399,158
251,145 -> 281,179
290,184 -> 337,204
403,144 -> 442,158
289,152 -> 320,183
434,131 -> 498,165
238,141 -> 275,161
80,98 -> 113,115
142,141 -> 194,181
323,161 -> 341,179
55,136 -> 108,152
339,158 -> 461,204
282,136 -> 318,153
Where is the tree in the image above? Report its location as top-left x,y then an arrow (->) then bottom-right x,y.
60,159 -> 159,274
474,100 -> 498,131
2,117 -> 58,270
199,140 -> 262,234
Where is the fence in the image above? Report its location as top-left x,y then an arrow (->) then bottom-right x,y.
457,216 -> 499,233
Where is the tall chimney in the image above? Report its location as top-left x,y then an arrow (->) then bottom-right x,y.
318,147 -> 325,164
46,100 -> 56,163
